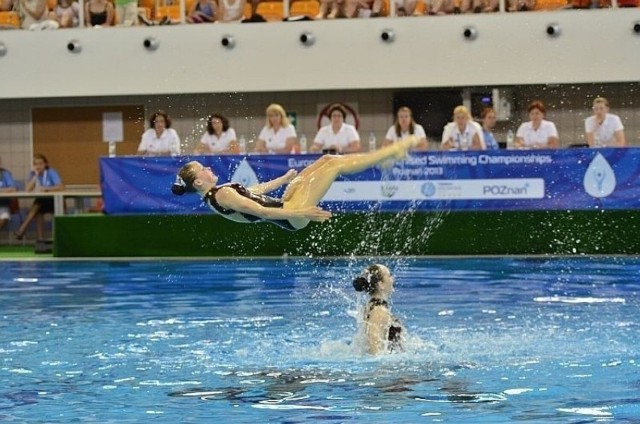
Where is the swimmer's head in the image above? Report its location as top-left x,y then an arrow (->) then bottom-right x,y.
172,161 -> 215,195
353,264 -> 392,295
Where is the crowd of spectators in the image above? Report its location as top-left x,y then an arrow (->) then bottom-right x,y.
137,96 -> 628,158
0,0 -> 636,29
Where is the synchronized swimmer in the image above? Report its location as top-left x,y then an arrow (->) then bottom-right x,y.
172,136 -> 418,231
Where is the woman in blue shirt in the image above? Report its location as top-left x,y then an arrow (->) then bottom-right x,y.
480,107 -> 500,151
0,156 -> 18,232
15,154 -> 64,241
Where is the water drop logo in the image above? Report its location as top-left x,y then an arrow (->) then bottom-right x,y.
583,153 -> 616,198
230,159 -> 259,188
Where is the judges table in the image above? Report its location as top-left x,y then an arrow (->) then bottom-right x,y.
0,189 -> 102,216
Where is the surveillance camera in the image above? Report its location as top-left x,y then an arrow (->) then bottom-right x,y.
299,32 -> 315,46
633,21 -> 640,34
380,29 -> 395,43
221,35 -> 235,49
143,37 -> 159,50
462,26 -> 477,40
0,42 -> 6,57
546,24 -> 561,37
67,40 -> 81,53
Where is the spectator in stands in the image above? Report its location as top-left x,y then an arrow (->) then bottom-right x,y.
48,0 -> 79,27
441,105 -> 486,151
0,0 -> 11,11
114,0 -> 137,25
508,0 -> 535,11
467,0 -> 498,12
187,0 -> 216,23
255,104 -> 298,154
0,156 -> 18,233
317,0 -> 380,19
585,97 -> 626,148
480,107 -> 500,150
137,111 -> 182,156
515,100 -> 559,149
19,0 -> 51,29
217,0 -> 245,22
428,0 -> 456,15
84,0 -> 114,26
14,154 -> 64,241
310,103 -> 361,154
383,106 -> 428,151
193,113 -> 239,154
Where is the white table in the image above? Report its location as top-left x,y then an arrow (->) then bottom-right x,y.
0,190 -> 102,216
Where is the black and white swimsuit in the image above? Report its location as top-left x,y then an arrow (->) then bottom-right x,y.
367,298 -> 404,352
203,183 -> 297,231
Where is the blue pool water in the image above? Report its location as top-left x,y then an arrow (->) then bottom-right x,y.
0,257 -> 639,423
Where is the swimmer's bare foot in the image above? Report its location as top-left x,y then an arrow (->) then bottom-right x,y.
394,135 -> 419,159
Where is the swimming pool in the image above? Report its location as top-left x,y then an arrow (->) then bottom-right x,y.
1,257 -> 638,423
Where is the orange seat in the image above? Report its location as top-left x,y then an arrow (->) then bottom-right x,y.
414,0 -> 427,14
0,11 -> 20,28
534,0 -> 568,9
256,1 -> 284,21
156,4 -> 182,21
290,0 -> 320,16
243,2 -> 252,17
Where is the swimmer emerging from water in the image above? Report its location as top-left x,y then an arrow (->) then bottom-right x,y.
353,264 -> 404,355
172,136 -> 418,230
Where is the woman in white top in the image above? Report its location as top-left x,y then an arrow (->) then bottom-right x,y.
383,106 -> 428,151
515,100 -> 559,149
137,111 -> 181,156
255,104 -> 298,155
440,105 -> 486,151
310,103 -> 361,154
194,114 -> 239,155
585,97 -> 626,148
217,0 -> 245,22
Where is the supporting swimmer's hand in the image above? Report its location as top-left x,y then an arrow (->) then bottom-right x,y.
300,206 -> 332,222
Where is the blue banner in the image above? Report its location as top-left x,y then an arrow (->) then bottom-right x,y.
99,148 -> 640,215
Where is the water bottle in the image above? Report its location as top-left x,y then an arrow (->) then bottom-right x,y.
299,134 -> 307,154
238,135 -> 247,155
108,141 -> 116,158
368,132 -> 377,152
506,130 -> 515,150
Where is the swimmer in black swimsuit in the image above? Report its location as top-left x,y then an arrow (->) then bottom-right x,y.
353,264 -> 404,354
172,135 -> 418,230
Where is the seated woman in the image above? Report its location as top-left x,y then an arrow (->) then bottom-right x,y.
353,264 -> 404,354
383,106 -> 428,151
172,135 -> 418,231
15,154 -> 64,241
0,156 -> 18,233
193,113 -> 239,155
585,97 -> 626,148
515,100 -> 559,149
441,105 -> 486,151
310,103 -> 361,154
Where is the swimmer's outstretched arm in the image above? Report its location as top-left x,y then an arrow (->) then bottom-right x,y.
248,169 -> 298,195
217,184 -> 331,222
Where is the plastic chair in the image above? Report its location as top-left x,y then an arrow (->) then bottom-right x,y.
256,1 -> 284,21
534,0 -> 569,10
0,11 -> 21,28
290,0 -> 320,17
156,5 -> 182,22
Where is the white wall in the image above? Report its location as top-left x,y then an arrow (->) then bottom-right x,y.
0,10 -> 639,178
0,10 -> 639,98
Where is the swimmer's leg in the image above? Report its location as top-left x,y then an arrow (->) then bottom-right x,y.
284,135 -> 417,209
